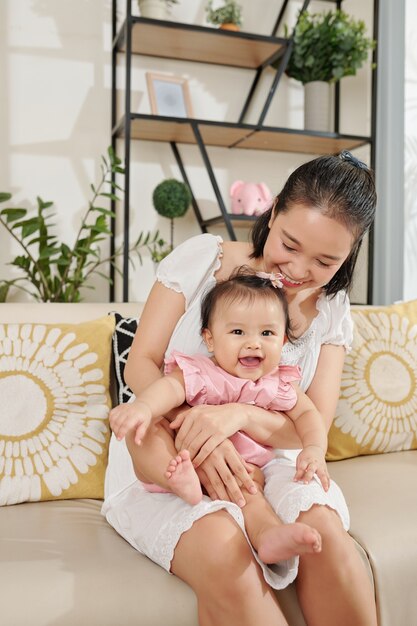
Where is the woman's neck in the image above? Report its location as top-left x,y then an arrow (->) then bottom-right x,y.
286,288 -> 323,338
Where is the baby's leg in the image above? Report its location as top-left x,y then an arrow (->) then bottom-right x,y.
242,466 -> 321,564
126,419 -> 202,505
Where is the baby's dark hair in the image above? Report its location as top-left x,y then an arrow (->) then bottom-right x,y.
201,267 -> 294,342
250,152 -> 377,296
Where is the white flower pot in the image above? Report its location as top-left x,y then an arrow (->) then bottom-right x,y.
304,81 -> 331,132
138,0 -> 168,19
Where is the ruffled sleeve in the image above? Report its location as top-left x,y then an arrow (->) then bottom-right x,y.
164,351 -> 210,406
164,351 -> 247,406
316,291 -> 353,353
266,365 -> 301,411
156,234 -> 223,307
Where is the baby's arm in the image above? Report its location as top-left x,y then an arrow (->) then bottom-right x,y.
286,385 -> 330,491
109,368 -> 186,444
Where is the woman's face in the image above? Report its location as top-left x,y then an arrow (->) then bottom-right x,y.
263,203 -> 354,293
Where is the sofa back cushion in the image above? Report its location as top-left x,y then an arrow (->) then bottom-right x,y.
0,315 -> 115,505
327,299 -> 417,461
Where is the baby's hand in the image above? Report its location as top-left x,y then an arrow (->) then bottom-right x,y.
294,445 -> 330,491
109,399 -> 152,445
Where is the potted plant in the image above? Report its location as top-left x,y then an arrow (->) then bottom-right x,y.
205,0 -> 243,31
0,148 -> 163,302
284,9 -> 376,131
152,179 -> 191,253
138,0 -> 179,20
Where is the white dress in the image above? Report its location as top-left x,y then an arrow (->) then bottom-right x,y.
102,234 -> 353,589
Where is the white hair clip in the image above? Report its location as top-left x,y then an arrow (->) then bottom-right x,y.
256,271 -> 284,289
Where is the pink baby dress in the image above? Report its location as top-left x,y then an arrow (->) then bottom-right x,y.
142,352 -> 301,494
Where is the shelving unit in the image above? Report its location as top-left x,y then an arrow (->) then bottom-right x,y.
111,0 -> 378,301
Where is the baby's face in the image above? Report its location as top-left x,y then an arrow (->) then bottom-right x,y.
203,296 -> 286,381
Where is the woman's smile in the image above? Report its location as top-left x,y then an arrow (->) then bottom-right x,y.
263,203 -> 354,292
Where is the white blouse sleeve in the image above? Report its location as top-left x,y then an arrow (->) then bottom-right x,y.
156,234 -> 223,307
317,291 -> 354,352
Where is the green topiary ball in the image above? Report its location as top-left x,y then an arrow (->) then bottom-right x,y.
152,179 -> 191,219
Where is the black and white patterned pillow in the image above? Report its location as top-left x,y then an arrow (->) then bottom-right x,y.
111,313 -> 138,404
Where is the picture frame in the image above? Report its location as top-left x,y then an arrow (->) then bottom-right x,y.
146,73 -> 193,118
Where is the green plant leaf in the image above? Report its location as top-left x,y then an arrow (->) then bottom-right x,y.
0,193 -> 12,203
99,192 -> 120,202
1,208 -> 27,223
282,9 -> 375,84
91,207 -> 116,217
11,255 -> 31,270
39,245 -> 60,260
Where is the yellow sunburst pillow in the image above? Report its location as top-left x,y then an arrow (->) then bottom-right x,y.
327,299 -> 417,461
0,315 -> 115,505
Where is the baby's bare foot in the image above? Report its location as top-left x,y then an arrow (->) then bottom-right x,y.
257,522 -> 322,564
165,450 -> 202,505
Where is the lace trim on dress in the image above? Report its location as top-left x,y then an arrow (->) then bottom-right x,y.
271,482 -> 350,531
149,499 -> 243,572
156,276 -> 182,294
148,498 -> 298,589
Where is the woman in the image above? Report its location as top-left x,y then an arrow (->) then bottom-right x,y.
103,152 -> 378,626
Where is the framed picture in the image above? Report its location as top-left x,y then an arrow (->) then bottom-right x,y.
146,73 -> 193,118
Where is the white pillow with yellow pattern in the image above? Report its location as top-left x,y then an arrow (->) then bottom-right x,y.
327,299 -> 417,461
0,315 -> 115,505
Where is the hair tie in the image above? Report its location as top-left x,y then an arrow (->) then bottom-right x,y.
256,271 -> 284,289
339,151 -> 368,170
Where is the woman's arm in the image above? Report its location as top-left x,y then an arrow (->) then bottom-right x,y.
171,402 -> 301,467
124,281 -> 186,394
304,344 -> 346,432
172,344 -> 346,465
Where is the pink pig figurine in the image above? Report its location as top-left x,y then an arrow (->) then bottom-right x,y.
230,180 -> 272,216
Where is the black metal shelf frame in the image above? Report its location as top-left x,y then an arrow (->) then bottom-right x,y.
111,0 -> 378,302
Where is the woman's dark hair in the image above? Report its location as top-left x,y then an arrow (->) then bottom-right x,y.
201,266 -> 295,342
250,152 -> 377,296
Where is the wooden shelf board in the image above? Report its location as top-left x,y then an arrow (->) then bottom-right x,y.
122,115 -> 370,155
203,214 -> 257,227
238,128 -> 368,154
128,116 -> 251,146
122,19 -> 286,68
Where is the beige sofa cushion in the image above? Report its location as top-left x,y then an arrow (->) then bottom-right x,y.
0,498 -> 198,626
3,451 -> 415,626
329,450 -> 417,626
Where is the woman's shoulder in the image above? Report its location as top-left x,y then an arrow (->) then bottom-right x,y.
215,241 -> 254,280
316,290 -> 353,346
156,234 -> 223,296
317,290 -> 351,319
172,233 -> 223,259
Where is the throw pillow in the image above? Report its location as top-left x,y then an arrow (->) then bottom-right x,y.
327,299 -> 417,461
112,313 -> 138,404
0,315 -> 115,505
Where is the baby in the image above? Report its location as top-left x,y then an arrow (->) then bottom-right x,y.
110,269 -> 331,563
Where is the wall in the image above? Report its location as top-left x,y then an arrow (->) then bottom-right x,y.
404,0 -> 417,300
0,0 -> 374,303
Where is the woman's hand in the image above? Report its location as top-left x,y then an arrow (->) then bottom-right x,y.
170,403 -> 244,466
195,439 -> 257,507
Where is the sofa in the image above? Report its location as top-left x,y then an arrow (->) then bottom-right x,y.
1,302 -> 417,626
